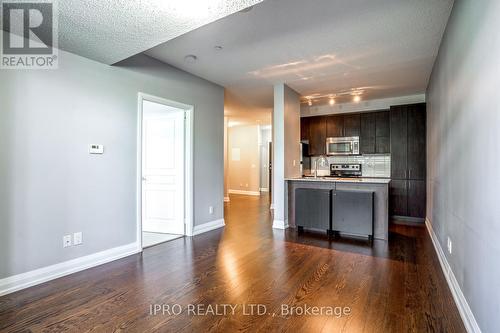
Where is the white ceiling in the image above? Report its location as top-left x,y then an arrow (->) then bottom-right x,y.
57,0 -> 263,64
146,0 -> 454,109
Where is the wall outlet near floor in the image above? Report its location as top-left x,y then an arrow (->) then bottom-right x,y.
63,235 -> 72,248
73,232 -> 83,245
209,206 -> 214,215
447,237 -> 452,254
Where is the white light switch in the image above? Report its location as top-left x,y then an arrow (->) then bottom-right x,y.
73,232 -> 83,245
89,144 -> 104,154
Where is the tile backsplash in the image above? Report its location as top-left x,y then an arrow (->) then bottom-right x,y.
311,154 -> 391,178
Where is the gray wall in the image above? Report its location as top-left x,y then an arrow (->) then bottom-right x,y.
426,0 -> 500,331
272,83 -> 301,225
0,50 -> 224,279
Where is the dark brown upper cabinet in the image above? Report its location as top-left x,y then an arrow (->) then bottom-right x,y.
360,113 -> 376,154
343,114 -> 360,137
390,106 -> 408,179
308,116 -> 327,156
326,114 -> 360,138
407,104 -> 426,180
300,117 -> 310,142
326,115 -> 344,137
375,111 -> 390,154
360,111 -> 390,154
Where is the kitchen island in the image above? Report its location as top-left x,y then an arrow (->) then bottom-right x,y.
286,177 -> 390,240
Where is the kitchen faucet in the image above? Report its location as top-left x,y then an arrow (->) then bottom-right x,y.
314,155 -> 329,178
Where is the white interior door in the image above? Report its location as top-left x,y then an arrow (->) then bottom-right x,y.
142,100 -> 185,235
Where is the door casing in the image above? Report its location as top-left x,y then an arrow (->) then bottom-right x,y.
137,93 -> 194,250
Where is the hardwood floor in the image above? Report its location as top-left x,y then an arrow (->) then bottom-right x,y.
0,194 -> 465,332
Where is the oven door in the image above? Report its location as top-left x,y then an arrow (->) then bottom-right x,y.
326,139 -> 354,155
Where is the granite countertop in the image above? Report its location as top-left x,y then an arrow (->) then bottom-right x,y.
285,177 -> 391,184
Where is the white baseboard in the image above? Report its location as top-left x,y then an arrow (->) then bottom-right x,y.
0,242 -> 140,297
192,219 -> 225,236
272,219 -> 289,229
224,196 -> 230,202
260,188 -> 269,192
228,189 -> 260,196
425,218 -> 481,333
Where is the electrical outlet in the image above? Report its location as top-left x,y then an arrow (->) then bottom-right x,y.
63,235 -> 72,248
447,237 -> 452,254
209,206 -> 214,215
293,160 -> 296,166
73,232 -> 83,246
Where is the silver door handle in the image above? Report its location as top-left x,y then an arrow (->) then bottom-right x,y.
142,177 -> 147,181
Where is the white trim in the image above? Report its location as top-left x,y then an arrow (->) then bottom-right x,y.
425,219 -> 481,333
192,219 -> 225,236
260,188 -> 269,192
224,196 -> 230,202
228,189 -> 261,196
0,243 -> 140,297
137,93 -> 195,242
270,203 -> 275,210
272,219 -> 289,229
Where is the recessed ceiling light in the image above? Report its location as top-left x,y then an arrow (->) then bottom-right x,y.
353,95 -> 361,103
308,100 -> 313,106
184,54 -> 197,64
329,98 -> 335,106
214,45 -> 223,51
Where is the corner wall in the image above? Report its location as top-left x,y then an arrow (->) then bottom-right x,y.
272,83 -> 301,228
426,0 -> 500,331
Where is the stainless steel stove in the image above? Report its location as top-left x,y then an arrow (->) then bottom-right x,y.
330,164 -> 362,178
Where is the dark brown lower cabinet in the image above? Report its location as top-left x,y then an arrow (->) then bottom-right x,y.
408,180 -> 426,218
390,179 -> 426,219
389,180 -> 408,216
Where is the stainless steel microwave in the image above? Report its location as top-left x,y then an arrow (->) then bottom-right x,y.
326,136 -> 360,155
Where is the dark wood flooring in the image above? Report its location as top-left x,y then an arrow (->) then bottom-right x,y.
0,194 -> 465,332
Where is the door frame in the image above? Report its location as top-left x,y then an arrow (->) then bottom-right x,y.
136,92 -> 194,250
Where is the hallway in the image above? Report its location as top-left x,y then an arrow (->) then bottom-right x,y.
0,194 -> 464,332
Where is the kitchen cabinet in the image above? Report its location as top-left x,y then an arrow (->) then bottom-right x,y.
375,111 -> 390,154
295,188 -> 331,231
390,106 -> 408,179
407,104 -> 426,180
326,114 -> 360,138
408,180 -> 426,218
360,113 -> 376,154
389,180 -> 408,216
389,103 -> 426,220
300,117 -> 310,141
343,114 -> 360,137
326,115 -> 344,137
308,116 -> 327,156
332,190 -> 374,238
360,111 -> 390,154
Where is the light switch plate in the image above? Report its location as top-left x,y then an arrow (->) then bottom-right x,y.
89,144 -> 104,154
73,232 -> 83,245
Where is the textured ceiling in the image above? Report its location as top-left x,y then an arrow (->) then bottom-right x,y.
146,0 -> 454,109
58,0 -> 263,64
